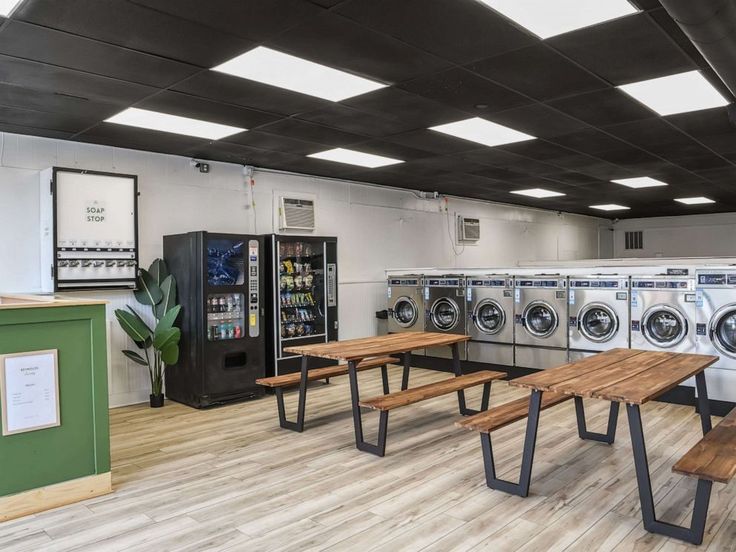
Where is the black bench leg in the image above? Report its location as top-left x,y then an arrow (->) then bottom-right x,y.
275,356 -> 309,432
695,371 -> 712,435
348,360 -> 389,457
626,403 -> 713,545
574,397 -> 619,444
380,364 -> 390,395
479,389 -> 542,497
450,342 -> 489,415
401,351 -> 411,391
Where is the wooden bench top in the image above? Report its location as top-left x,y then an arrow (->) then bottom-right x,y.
359,370 -> 504,411
256,356 -> 399,388
283,332 -> 470,361
511,348 -> 719,405
455,392 -> 572,433
673,408 -> 736,484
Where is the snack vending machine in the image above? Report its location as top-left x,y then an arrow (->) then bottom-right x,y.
163,231 -> 265,407
265,235 -> 338,376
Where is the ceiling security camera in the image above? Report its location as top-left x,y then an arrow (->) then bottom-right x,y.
190,159 -> 210,173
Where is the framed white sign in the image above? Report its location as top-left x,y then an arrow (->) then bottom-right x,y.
0,350 -> 60,436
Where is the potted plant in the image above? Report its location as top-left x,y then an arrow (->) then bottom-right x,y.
114,259 -> 181,408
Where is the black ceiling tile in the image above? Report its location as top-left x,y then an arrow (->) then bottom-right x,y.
666,107 -> 736,155
0,83 -> 120,119
341,87 -> 468,128
669,154 -> 730,172
275,156 -> 365,179
695,166 -> 736,184
14,0 -> 255,67
379,160 -> 454,178
138,91 -> 279,129
225,130 -> 323,156
0,105 -> 97,133
488,103 -> 588,139
604,118 -> 695,153
75,123 -> 209,154
400,156 -> 489,175
0,122 -> 73,140
468,44 -> 607,102
347,139 -> 433,161
591,147 -> 666,171
471,166 -> 547,185
266,11 -> 450,83
546,88 -> 654,127
0,21 -> 200,88
173,71 -> 330,116
547,12 -> 696,85
335,0 -> 535,64
346,168 -> 426,189
548,128 -> 634,156
542,172 -> 605,185
398,67 -> 533,115
497,139 -> 577,161
295,103 -> 415,137
381,129 -> 483,155
454,149 -> 560,175
185,141 -> 303,167
254,118 -> 366,146
0,54 -> 157,105
129,0 -> 322,42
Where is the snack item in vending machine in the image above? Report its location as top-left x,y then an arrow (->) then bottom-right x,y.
294,275 -> 303,290
304,274 -> 314,288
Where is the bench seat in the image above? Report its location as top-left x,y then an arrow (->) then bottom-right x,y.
455,391 -> 572,433
256,356 -> 399,388
673,408 -> 736,484
359,370 -> 505,411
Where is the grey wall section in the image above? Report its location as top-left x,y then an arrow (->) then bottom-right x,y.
613,213 -> 736,258
0,132 -> 606,406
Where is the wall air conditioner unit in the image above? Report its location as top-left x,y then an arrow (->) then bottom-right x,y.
279,197 -> 315,231
457,215 -> 480,243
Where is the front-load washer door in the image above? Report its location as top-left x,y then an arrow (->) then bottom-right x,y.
430,297 -> 460,332
710,303 -> 736,358
392,296 -> 419,329
642,304 -> 687,348
523,300 -> 558,339
578,302 -> 619,344
473,299 -> 506,336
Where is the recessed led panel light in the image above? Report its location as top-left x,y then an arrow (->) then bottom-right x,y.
212,46 -> 386,102
0,0 -> 23,17
511,188 -> 565,198
675,197 -> 715,205
477,0 -> 637,39
590,204 -> 630,211
618,71 -> 729,116
430,117 -> 535,148
612,177 -> 668,189
307,148 -> 403,168
105,108 -> 245,140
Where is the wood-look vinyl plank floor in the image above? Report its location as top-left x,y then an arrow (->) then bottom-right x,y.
1,367 -> 734,551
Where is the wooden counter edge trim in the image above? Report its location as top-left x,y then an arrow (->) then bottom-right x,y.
0,472 -> 112,522
0,295 -> 108,310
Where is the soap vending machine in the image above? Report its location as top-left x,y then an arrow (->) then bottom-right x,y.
163,231 -> 265,408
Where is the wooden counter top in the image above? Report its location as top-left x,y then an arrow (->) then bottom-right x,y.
0,294 -> 107,310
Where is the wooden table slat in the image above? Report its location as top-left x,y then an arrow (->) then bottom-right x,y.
592,352 -> 719,404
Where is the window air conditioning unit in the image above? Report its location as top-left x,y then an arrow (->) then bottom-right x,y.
279,197 -> 315,231
457,215 -> 480,243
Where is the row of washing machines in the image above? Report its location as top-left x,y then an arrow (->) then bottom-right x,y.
387,269 -> 736,402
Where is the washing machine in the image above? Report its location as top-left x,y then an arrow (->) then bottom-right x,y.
695,269 -> 736,403
568,275 -> 630,362
466,275 -> 514,366
424,275 -> 466,360
387,274 -> 425,355
630,275 -> 696,354
514,275 -> 568,369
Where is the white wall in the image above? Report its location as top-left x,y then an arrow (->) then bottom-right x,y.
0,132 -> 607,406
613,213 -> 736,258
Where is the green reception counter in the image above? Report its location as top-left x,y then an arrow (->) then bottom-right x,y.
0,295 -> 111,521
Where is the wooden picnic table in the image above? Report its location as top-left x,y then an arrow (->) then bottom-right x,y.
502,348 -> 718,543
282,332 -> 493,455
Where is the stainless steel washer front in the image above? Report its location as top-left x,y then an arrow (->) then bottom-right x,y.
424,275 -> 466,360
568,276 -> 630,353
387,275 -> 425,334
641,304 -> 688,348
466,275 -> 514,366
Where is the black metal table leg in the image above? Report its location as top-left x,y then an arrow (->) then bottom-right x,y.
625,403 -> 713,545
401,351 -> 411,391
695,371 -> 712,435
348,359 -> 389,457
380,364 -> 390,395
275,355 -> 309,432
480,389 -> 543,497
574,397 -> 619,444
452,341 -> 488,415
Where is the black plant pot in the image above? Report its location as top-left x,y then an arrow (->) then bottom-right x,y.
150,394 -> 164,408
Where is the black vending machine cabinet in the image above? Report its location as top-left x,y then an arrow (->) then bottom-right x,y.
163,231 -> 265,407
265,235 -> 338,376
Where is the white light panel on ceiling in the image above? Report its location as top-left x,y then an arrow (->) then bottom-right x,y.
307,148 -> 403,168
590,204 -> 630,211
105,108 -> 245,140
618,71 -> 729,116
675,196 -> 715,205
430,117 -> 535,148
477,0 -> 638,39
611,177 -> 668,189
0,0 -> 22,17
212,46 -> 386,102
511,188 -> 565,198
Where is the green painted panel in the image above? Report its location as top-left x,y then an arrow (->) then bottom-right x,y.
0,305 -> 109,497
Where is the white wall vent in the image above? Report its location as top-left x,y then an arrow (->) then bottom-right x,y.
625,230 -> 643,250
457,215 -> 480,242
279,197 -> 315,231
